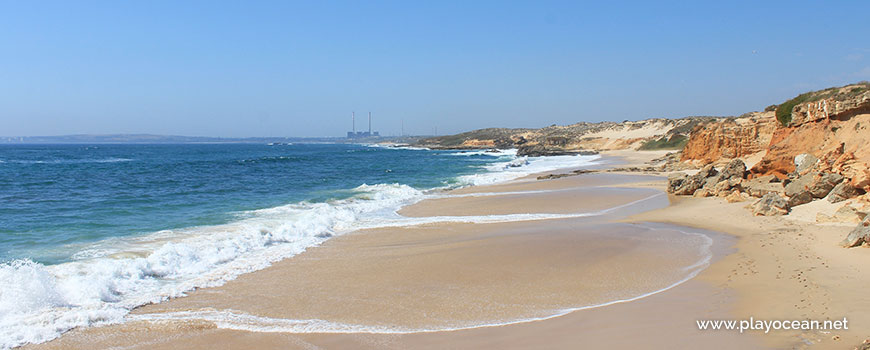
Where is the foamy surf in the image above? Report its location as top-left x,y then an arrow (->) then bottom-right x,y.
458,152 -> 600,186
0,150 -> 602,349
124,224 -> 715,336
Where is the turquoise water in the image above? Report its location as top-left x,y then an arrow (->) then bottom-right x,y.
0,143 -> 498,264
0,143 -> 602,349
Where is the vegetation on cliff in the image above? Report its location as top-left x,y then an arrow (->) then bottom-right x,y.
638,135 -> 688,150
775,82 -> 869,127
415,117 -> 719,153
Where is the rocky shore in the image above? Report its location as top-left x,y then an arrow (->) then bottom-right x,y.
420,82 -> 870,250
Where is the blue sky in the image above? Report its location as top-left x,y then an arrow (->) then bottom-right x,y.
1,1 -> 868,137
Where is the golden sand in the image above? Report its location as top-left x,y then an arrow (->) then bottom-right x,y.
26,151 -> 870,350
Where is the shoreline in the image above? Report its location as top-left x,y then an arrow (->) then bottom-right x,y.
23,150 -> 869,349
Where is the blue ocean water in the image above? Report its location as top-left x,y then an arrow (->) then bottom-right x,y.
0,143 -> 496,264
0,143 -> 602,349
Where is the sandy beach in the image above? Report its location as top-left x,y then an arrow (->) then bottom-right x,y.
25,151 -> 870,350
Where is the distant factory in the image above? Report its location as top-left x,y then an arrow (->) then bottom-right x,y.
347,112 -> 380,139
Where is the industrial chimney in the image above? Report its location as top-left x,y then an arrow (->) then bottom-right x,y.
368,112 -> 372,135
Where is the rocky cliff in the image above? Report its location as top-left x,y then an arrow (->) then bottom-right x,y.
750,86 -> 870,179
418,82 -> 870,240
670,82 -> 870,246
680,112 -> 777,165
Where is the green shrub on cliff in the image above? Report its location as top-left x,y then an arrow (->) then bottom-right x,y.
775,82 -> 870,127
638,135 -> 688,150
775,93 -> 812,126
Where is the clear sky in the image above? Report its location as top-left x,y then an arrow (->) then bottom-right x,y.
1,1 -> 868,137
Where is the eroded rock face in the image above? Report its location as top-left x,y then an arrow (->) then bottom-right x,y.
790,90 -> 870,127
681,112 -> 776,164
752,193 -> 790,216
841,217 -> 870,247
750,89 -> 870,179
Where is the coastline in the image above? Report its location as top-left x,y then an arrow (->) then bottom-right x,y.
23,150 -> 869,349
609,150 -> 868,349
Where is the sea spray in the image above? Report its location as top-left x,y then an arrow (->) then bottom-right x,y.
0,144 -> 601,349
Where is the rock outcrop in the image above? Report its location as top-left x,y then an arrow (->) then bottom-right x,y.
788,89 -> 870,127
667,173 -> 704,196
751,84 -> 870,179
752,193 -> 790,216
424,82 -> 870,249
667,160 -> 752,197
681,112 -> 777,165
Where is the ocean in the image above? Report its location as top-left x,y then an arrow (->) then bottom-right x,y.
0,143 -> 600,348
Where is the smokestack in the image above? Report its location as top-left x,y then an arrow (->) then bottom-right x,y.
368,112 -> 372,134
352,112 -> 355,133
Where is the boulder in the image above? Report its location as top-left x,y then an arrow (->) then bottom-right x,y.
785,172 -> 843,199
785,172 -> 816,197
794,153 -> 819,175
827,182 -> 864,203
752,193 -> 790,216
743,175 -> 784,198
720,159 -> 747,180
788,190 -> 814,207
841,218 -> 870,248
668,172 -> 705,195
809,173 -> 844,198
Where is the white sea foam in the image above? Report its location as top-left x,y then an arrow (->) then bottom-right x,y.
126,224 -> 714,335
447,149 -> 517,157
365,143 -> 431,151
0,149 -> 616,349
2,158 -> 133,165
457,152 -> 600,186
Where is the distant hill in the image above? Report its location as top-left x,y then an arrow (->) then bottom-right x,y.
0,134 -> 364,144
414,117 -> 723,156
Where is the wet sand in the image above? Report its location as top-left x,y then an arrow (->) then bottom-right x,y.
26,153 -> 870,350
